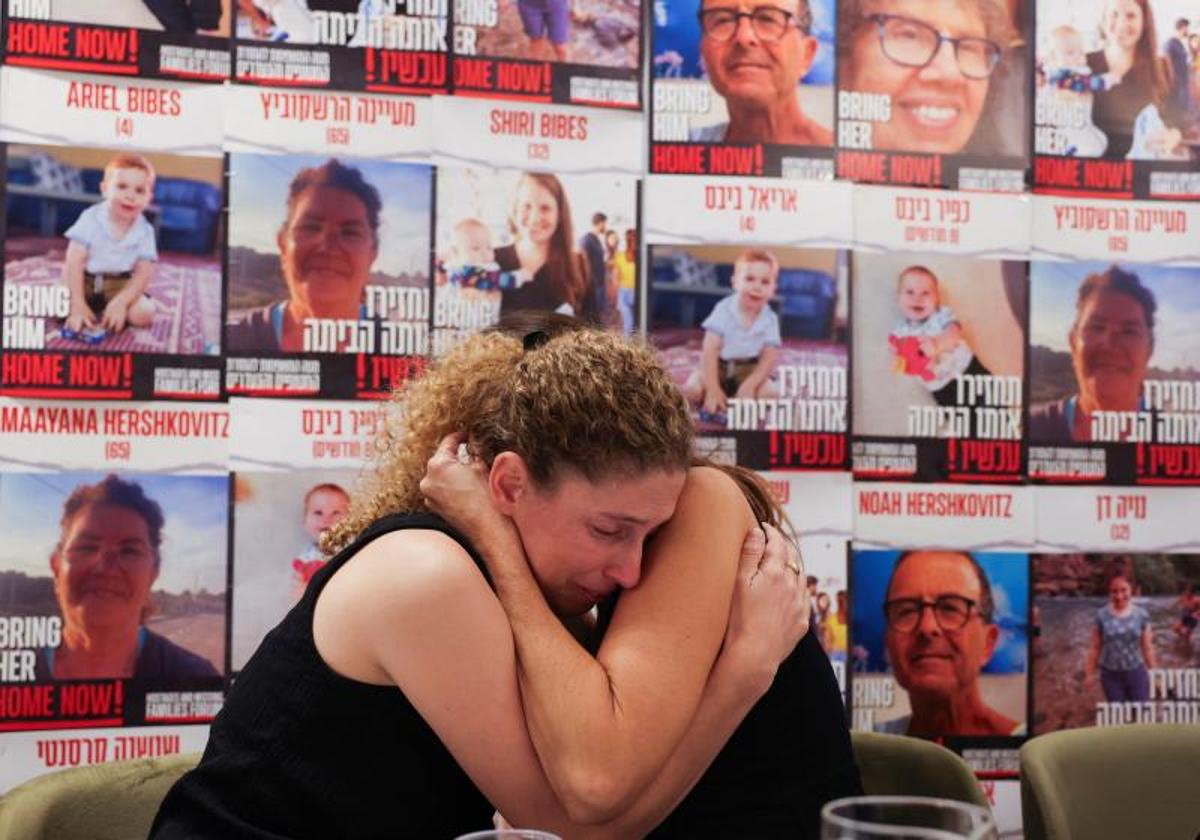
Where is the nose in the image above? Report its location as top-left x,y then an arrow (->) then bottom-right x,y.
604,548 -> 642,590
317,226 -> 343,249
733,14 -> 760,45
916,603 -> 942,636
97,545 -> 123,571
918,38 -> 960,80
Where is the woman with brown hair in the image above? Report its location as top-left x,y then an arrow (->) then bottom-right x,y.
1088,0 -> 1183,158
151,314 -> 858,839
496,172 -> 589,320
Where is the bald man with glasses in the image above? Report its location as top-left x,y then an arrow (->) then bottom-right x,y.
692,0 -> 833,145
877,550 -> 1023,737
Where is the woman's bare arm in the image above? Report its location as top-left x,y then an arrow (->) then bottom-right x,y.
316,513 -> 805,837
445,467 -> 755,820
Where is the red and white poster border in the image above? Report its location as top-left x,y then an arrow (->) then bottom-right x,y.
0,398 -> 229,474
643,175 -> 854,248
222,83 -> 431,162
0,723 -> 210,794
758,470 -> 853,541
853,185 -> 1032,259
853,481 -> 1034,551
1033,486 -> 1200,553
0,65 -> 223,157
229,397 -> 384,473
431,96 -> 642,175
1031,195 -> 1200,266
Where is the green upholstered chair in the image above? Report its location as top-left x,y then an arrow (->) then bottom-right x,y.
851,731 -> 990,809
0,751 -> 200,840
1020,724 -> 1200,840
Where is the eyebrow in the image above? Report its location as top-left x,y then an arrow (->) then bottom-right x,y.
70,533 -> 150,546
597,513 -> 652,526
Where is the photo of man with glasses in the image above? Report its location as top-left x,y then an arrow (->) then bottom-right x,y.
851,549 -> 1028,738
835,0 -> 1026,157
650,0 -> 833,152
693,0 -> 833,144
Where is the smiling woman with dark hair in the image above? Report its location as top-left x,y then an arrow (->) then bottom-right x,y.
226,159 -> 383,354
1029,266 -> 1156,443
494,172 -> 589,319
36,474 -> 218,683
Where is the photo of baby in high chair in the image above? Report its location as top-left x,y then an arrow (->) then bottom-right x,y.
888,265 -> 992,408
291,482 -> 350,598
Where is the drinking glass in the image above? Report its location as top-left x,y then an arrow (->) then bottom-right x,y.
822,795 -> 997,840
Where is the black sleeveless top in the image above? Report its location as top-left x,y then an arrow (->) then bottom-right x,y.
646,630 -> 863,839
149,513 -> 495,839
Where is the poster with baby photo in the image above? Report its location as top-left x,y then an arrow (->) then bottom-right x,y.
229,469 -> 359,670
649,244 -> 848,470
224,152 -> 432,399
1027,261 -> 1200,485
1031,553 -> 1200,734
851,252 -> 1026,483
232,0 -> 448,93
1034,0 -> 1200,201
3,0 -> 231,81
833,0 -> 1031,192
0,470 -> 229,732
227,397 -> 380,667
649,0 -> 835,178
1,143 -> 225,401
451,0 -> 642,107
850,549 -> 1029,770
432,166 -> 639,354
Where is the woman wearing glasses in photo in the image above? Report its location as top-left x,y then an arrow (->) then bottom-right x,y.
836,0 -> 1020,155
692,0 -> 834,145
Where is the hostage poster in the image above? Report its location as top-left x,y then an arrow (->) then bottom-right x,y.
4,0 -> 232,82
224,151 -> 432,399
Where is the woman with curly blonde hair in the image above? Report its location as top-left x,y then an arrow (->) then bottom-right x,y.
152,314 -> 858,839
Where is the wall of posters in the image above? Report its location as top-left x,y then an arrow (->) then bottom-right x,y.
0,9 -> 1198,834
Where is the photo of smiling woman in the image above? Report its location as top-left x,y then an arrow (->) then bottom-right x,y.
836,0 -> 1028,158
0,472 -> 228,687
1035,0 -> 1197,162
225,154 -> 431,356
1028,262 -> 1200,445
433,167 -> 638,345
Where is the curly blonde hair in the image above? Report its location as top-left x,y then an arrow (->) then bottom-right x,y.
324,315 -> 697,553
